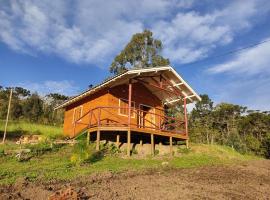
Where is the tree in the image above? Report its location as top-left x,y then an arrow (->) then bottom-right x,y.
110,30 -> 170,75
23,93 -> 43,122
190,94 -> 215,144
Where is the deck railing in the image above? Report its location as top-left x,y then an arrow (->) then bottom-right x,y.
73,106 -> 186,137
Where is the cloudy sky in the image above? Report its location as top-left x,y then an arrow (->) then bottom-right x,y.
1,0 -> 270,110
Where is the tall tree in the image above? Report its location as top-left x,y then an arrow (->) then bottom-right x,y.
110,30 -> 170,75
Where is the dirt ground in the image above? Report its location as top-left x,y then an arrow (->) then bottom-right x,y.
0,160 -> 269,200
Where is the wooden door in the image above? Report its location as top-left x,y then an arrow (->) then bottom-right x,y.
139,104 -> 155,129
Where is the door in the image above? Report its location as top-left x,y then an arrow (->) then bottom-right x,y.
139,104 -> 155,129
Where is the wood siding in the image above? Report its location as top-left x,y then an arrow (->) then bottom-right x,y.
63,82 -> 165,138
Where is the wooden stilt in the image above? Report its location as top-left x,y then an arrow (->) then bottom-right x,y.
96,130 -> 100,151
116,134 -> 120,148
170,136 -> 173,156
139,138 -> 143,147
186,139 -> 189,149
151,134 -> 154,155
127,130 -> 131,156
86,131 -> 90,146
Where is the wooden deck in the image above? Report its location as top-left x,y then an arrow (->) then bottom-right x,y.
74,106 -> 189,156
87,126 -> 188,140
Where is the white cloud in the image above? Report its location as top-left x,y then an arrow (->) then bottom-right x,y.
212,75 -> 270,111
18,80 -> 79,96
0,0 -> 269,65
152,0 -> 269,64
207,38 -> 270,75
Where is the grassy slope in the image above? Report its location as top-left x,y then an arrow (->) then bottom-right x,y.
0,122 -> 259,185
0,142 -> 258,185
0,120 -> 62,139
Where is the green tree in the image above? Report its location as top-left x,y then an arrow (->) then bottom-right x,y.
110,30 -> 170,75
190,94 -> 215,144
23,93 -> 43,122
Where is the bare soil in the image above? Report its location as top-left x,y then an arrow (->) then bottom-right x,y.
0,160 -> 269,200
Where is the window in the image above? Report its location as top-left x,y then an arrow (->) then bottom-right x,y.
119,98 -> 135,117
73,106 -> 83,123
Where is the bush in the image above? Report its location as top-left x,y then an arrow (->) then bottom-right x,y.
70,141 -> 91,165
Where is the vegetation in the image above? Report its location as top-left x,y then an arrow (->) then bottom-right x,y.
110,30 -> 170,75
189,94 -> 270,158
0,120 -> 62,139
0,87 -> 68,126
0,142 -> 256,185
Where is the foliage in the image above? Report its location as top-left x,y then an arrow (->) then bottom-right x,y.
189,94 -> 270,158
0,86 -> 68,125
110,30 -> 170,75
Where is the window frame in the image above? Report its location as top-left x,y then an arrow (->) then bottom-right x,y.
118,98 -> 135,118
72,105 -> 83,124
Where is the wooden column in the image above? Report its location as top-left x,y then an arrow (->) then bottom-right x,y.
86,131 -> 90,146
170,136 -> 173,156
186,139 -> 189,149
151,134 -> 154,155
184,98 -> 188,137
116,134 -> 120,148
139,138 -> 143,147
127,130 -> 131,156
96,130 -> 100,151
127,80 -> 132,156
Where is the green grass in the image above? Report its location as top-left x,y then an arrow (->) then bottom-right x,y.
0,142 -> 258,185
0,120 -> 63,139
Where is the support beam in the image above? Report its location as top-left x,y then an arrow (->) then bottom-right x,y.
86,131 -> 90,146
184,98 -> 188,137
127,130 -> 131,157
128,80 -> 132,127
151,134 -> 154,155
139,138 -> 143,147
96,130 -> 100,151
170,136 -> 173,156
116,134 -> 120,148
186,139 -> 189,149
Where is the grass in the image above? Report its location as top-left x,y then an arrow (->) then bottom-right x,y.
0,141 -> 258,185
0,121 -> 259,185
0,120 -> 63,139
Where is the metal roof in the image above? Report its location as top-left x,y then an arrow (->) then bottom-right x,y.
55,65 -> 201,109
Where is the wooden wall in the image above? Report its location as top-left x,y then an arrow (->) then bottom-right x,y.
63,82 -> 164,138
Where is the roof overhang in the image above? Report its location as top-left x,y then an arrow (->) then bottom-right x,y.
55,65 -> 201,109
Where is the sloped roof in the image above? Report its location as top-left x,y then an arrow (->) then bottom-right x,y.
55,65 -> 201,109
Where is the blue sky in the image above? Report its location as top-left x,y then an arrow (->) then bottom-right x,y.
1,0 -> 270,111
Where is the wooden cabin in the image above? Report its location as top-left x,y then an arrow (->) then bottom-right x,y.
56,66 -> 201,156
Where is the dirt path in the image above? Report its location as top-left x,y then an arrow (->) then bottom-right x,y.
1,160 -> 269,200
